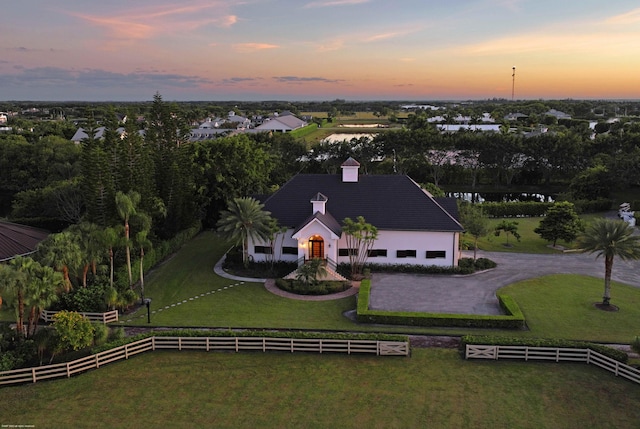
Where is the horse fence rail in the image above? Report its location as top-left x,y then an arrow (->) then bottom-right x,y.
0,337 -> 409,387
465,344 -> 640,385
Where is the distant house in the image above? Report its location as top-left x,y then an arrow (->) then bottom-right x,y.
0,221 -> 49,262
254,113 -> 307,133
249,158 -> 464,269
70,126 -> 144,143
545,109 -> 572,120
437,124 -> 501,133
504,112 -> 528,121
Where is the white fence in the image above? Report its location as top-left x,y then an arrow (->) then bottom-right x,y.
0,336 -> 409,386
466,344 -> 640,385
40,310 -> 119,324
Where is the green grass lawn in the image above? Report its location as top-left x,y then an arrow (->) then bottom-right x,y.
470,213 -> 606,253
2,349 -> 639,429
124,232 -> 357,330
496,274 -> 640,343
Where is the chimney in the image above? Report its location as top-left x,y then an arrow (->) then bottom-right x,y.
311,192 -> 328,214
341,157 -> 360,183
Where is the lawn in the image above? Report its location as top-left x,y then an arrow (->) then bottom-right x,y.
496,274 -> 640,343
2,349 -> 639,429
123,231 -> 357,330
471,212 -> 605,253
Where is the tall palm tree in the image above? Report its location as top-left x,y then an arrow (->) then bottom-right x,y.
577,218 -> 640,306
101,226 -> 120,289
68,222 -> 103,288
24,264 -> 62,337
216,197 -> 273,267
134,212 -> 152,301
115,190 -> 141,288
36,232 -> 82,292
0,261 -> 28,336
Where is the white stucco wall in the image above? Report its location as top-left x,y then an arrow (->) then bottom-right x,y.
248,228 -> 459,267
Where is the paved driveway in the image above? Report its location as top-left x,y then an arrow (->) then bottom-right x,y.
369,250 -> 640,315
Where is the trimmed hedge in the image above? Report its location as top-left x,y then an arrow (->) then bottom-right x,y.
275,278 -> 351,295
356,280 -> 525,329
478,199 -> 613,217
482,201 -> 553,218
339,258 -> 496,277
460,335 -> 628,363
571,198 -> 613,214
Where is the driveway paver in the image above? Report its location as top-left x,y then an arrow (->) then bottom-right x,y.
369,250 -> 640,315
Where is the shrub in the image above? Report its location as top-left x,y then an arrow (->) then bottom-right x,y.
482,201 -> 553,218
108,327 -> 126,342
571,199 -> 613,214
631,336 -> 640,355
474,258 -> 497,270
92,322 -> 110,346
275,278 -> 350,295
55,282 -> 111,312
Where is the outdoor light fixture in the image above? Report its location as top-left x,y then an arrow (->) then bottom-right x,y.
143,298 -> 152,324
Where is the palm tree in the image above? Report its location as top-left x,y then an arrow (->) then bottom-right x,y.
577,218 -> 640,306
36,231 -> 82,292
0,261 -> 28,337
134,212 -> 152,301
115,190 -> 141,288
101,226 -> 120,289
24,264 -> 62,337
216,197 -> 273,267
68,222 -> 103,288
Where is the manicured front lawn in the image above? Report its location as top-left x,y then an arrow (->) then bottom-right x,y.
497,274 -> 640,343
124,231 -> 357,330
2,349 -> 639,429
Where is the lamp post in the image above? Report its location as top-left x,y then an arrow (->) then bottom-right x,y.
143,298 -> 151,324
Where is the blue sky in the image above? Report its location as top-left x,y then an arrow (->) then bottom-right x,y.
2,0 -> 640,101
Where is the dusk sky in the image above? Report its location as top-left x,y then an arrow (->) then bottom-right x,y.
2,0 -> 640,101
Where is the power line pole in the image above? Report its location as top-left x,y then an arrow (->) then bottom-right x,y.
511,66 -> 516,101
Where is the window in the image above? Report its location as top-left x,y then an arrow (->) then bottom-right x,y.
367,249 -> 387,257
426,251 -> 446,259
282,246 -> 298,255
396,250 -> 417,258
338,248 -> 358,257
254,246 -> 272,254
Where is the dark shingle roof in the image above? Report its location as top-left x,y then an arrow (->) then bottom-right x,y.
0,221 -> 49,262
263,174 -> 463,232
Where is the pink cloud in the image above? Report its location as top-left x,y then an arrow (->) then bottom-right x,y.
68,1 -> 238,41
232,43 -> 279,53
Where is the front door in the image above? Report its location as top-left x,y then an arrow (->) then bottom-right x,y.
309,236 -> 324,259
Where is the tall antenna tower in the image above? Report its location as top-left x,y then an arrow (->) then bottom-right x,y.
511,66 -> 516,101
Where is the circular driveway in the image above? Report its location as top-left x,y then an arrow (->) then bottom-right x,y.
369,250 -> 640,315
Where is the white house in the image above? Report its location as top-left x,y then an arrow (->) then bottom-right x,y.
248,158 -> 464,268
254,112 -> 307,132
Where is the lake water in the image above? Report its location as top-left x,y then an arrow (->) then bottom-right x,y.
447,192 -> 556,203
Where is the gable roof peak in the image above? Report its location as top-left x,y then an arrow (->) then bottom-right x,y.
341,157 -> 360,167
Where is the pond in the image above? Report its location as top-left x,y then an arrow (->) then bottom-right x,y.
447,192 -> 556,203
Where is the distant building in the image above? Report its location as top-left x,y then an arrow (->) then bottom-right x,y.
545,109 -> 571,120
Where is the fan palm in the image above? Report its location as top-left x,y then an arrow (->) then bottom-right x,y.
216,197 -> 273,267
36,231 -> 82,292
115,190 -> 141,288
577,218 -> 640,306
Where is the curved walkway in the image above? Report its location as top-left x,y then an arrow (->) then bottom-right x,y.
369,250 -> 640,315
214,254 -> 358,301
